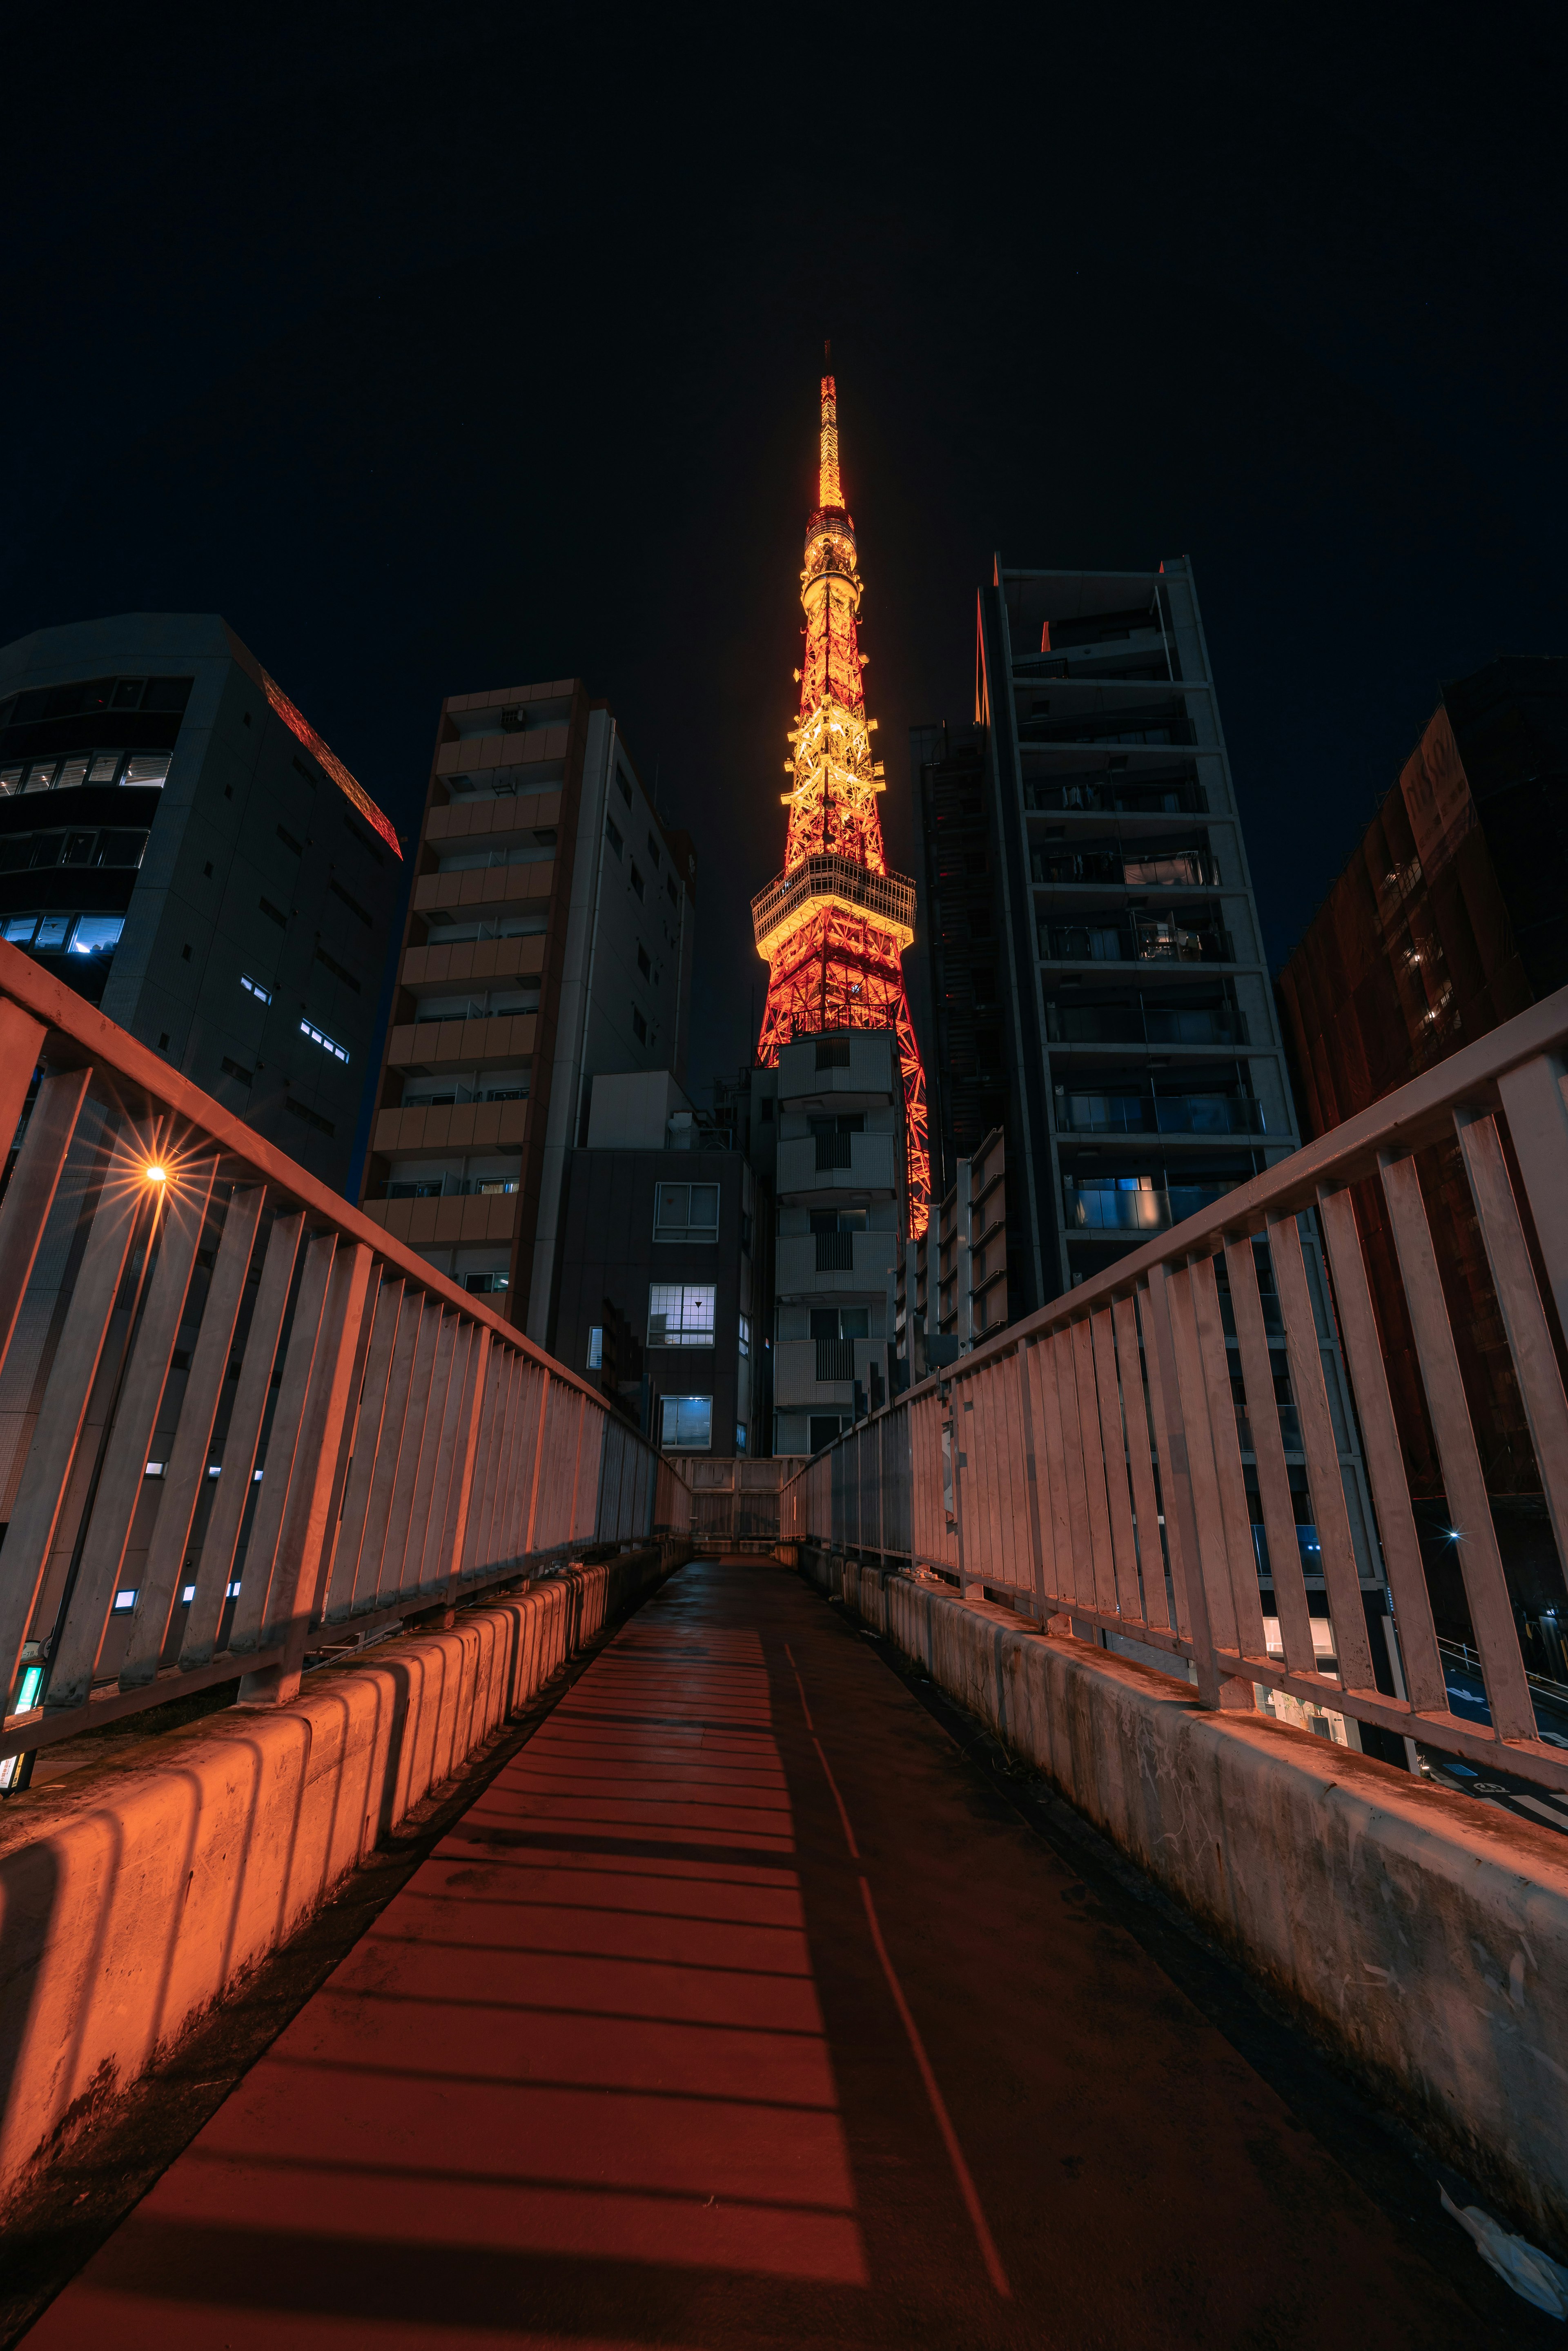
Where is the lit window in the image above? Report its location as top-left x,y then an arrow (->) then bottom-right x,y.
122,754 -> 169,787
648,1284 -> 715,1346
739,1312 -> 751,1358
145,1460 -> 166,1478
660,1395 -> 712,1450
181,1584 -> 197,1603
299,1017 -> 348,1062
241,973 -> 272,1005
112,1589 -> 137,1611
2,916 -> 35,943
0,767 -> 22,796
736,1422 -> 748,1454
70,916 -> 123,954
14,1664 -> 44,1712
654,1182 -> 719,1242
34,916 -> 70,949
87,754 -> 120,782
587,1327 -> 604,1369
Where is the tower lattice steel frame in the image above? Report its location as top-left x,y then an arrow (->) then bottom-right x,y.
752,361 -> 931,1236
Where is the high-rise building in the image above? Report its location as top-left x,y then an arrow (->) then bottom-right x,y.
752,357 -> 930,1237
918,561 -> 1299,1318
0,615 -> 401,1193
1278,657 -> 1568,1646
359,678 -> 695,1342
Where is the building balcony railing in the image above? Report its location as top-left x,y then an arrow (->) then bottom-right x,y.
1040,920 -> 1235,966
816,1230 -> 854,1270
374,1177 -> 519,1201
1045,999 -> 1249,1048
1024,775 -> 1208,818
777,1132 -> 898,1201
816,1338 -> 855,1382
1056,1094 -> 1265,1139
387,1011 -> 537,1069
1064,1177 -> 1241,1233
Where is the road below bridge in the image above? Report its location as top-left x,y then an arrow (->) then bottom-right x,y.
21,1559 -> 1539,2348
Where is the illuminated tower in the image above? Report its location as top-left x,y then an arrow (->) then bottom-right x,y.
753,359 -> 931,1236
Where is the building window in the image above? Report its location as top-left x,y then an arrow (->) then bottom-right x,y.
587,1327 -> 604,1370
648,1284 -> 715,1346
606,816 -> 623,856
646,833 -> 661,869
632,1007 -> 648,1043
121,754 -> 170,787
637,943 -> 650,978
299,1017 -> 349,1063
617,769 -> 633,807
738,1312 -> 751,1358
630,863 -> 645,900
464,1270 -> 509,1294
661,1395 -> 712,1450
736,1421 -> 748,1454
667,874 -> 678,907
2,911 -> 123,954
241,972 -> 272,1005
815,1037 -> 850,1070
810,1306 -> 870,1340
655,1182 -> 719,1242
809,1414 -> 843,1454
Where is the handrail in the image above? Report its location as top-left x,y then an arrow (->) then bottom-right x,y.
0,941 -> 688,1784
782,982 -> 1568,1794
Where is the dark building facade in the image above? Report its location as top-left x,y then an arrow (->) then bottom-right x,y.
550,1072 -> 766,1458
1279,657 -> 1568,1637
359,678 -> 695,1340
914,559 -> 1298,1322
0,615 -> 402,1194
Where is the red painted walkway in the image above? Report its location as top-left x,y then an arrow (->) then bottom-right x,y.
25,1560 -> 1503,2347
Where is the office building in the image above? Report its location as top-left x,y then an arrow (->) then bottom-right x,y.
915,560 -> 1299,1317
359,677 -> 695,1342
1279,657 -> 1568,1642
550,1070 -> 766,1457
0,615 -> 402,1193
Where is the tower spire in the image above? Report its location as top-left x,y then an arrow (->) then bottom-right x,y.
818,351 -> 842,513
750,359 -> 931,1238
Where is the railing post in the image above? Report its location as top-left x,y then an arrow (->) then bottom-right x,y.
238,1238 -> 374,1706
1140,1262 -> 1249,1709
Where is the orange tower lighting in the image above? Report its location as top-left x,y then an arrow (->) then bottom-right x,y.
753,357 -> 931,1237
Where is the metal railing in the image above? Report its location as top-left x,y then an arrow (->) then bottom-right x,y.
783,984 -> 1568,1792
0,943 -> 689,1784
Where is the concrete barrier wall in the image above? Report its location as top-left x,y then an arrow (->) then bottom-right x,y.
803,1547 -> 1568,2255
0,1547 -> 679,2212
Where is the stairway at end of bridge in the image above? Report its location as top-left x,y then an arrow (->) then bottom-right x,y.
26,1560 -> 1516,2350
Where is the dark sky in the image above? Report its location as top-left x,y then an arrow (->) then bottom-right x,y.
5,3 -> 1564,1103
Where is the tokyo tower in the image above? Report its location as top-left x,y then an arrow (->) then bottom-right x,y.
752,355 -> 931,1237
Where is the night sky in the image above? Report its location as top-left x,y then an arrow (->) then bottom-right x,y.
5,4 -> 1564,1105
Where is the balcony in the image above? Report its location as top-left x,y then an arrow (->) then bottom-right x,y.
401,933 -> 546,995
412,861 -> 553,921
1024,775 -> 1207,818
1065,1176 -> 1241,1234
361,1188 -> 520,1248
427,788 -> 562,845
1056,1092 -> 1264,1138
1045,998 -> 1249,1048
371,1097 -> 529,1160
1031,847 -> 1218,889
774,1231 -> 898,1294
773,1337 -> 872,1406
1040,918 -> 1234,966
387,1011 -> 537,1070
777,1131 -> 897,1201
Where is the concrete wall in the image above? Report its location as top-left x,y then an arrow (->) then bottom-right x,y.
0,1547 -> 679,2214
802,1547 -> 1568,2255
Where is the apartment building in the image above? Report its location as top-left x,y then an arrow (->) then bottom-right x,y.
550,1070 -> 766,1457
359,679 -> 694,1342
753,1028 -> 904,1455
895,1126 -> 1009,1375
915,559 -> 1298,1316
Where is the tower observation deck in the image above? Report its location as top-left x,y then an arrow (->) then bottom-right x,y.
752,359 -> 931,1235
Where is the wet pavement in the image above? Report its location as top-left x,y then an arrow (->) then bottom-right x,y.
22,1558 -> 1523,2348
